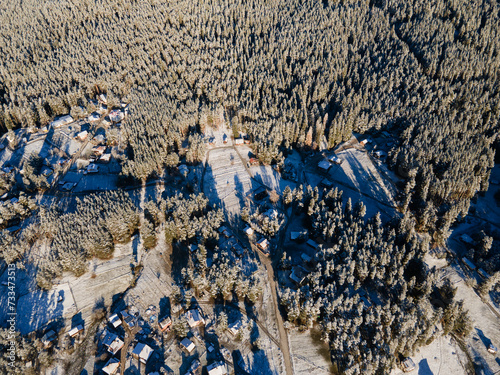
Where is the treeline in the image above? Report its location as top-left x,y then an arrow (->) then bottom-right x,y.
35,191 -> 140,289
280,187 -> 471,373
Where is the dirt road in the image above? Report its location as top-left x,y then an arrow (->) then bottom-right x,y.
258,252 -> 294,375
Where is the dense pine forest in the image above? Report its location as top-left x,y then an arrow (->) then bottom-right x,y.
1,0 -> 499,234
281,187 -> 472,373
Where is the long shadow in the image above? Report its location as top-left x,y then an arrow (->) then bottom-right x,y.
159,296 -> 171,319
475,327 -> 492,349
249,347 -> 274,375
418,359 -> 433,375
9,282 -> 65,334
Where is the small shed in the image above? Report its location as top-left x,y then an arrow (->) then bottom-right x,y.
243,225 -> 254,236
462,257 -> 476,270
234,138 -> 244,145
132,342 -> 153,364
306,239 -> 319,250
41,330 -> 57,348
180,337 -> 196,353
317,160 -> 331,171
87,163 -> 98,173
401,357 -> 415,372
257,238 -> 269,252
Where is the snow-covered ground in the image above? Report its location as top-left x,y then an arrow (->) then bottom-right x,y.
440,264 -> 500,374
203,147 -> 254,218
250,165 -> 296,194
0,239 -> 135,335
330,148 -> 397,208
289,328 -> 334,375
389,335 -> 466,375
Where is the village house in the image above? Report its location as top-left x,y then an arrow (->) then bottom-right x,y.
108,313 -> 122,328
50,115 -> 74,129
257,238 -> 269,254
132,342 -> 154,364
41,330 -> 57,348
102,358 -> 120,375
227,320 -> 243,336
290,266 -> 308,285
108,337 -> 125,355
67,325 -> 84,338
158,316 -> 172,332
185,308 -> 206,328
207,361 -> 228,375
76,130 -> 88,142
180,337 -> 196,353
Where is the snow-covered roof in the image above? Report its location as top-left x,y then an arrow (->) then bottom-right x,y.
41,330 -> 57,345
87,163 -> 98,173
109,314 -> 122,328
108,337 -> 124,355
68,325 -> 83,337
158,316 -> 172,331
132,342 -> 153,364
51,115 -> 74,128
207,361 -> 228,375
317,160 -> 331,170
109,109 -> 125,122
102,358 -> 120,375
185,309 -> 205,328
180,337 -> 195,353
88,112 -> 101,122
76,130 -> 88,141
228,320 -> 243,335
462,257 -> 476,270
257,238 -> 269,249
306,239 -> 319,249
244,225 -> 254,235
